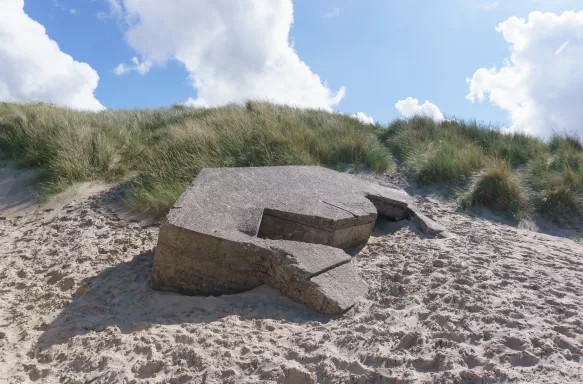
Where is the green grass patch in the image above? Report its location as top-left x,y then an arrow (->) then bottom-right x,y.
461,160 -> 527,218
0,101 -> 391,215
382,117 -> 582,220
404,141 -> 485,183
381,117 -> 545,169
2,102 -> 582,221
528,134 -> 583,216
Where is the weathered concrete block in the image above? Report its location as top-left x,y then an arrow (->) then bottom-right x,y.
257,213 -> 335,246
307,262 -> 369,314
150,166 -> 446,314
408,206 -> 447,236
150,226 -> 269,295
257,211 -> 375,249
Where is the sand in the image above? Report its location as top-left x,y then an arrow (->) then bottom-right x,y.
1,170 -> 582,383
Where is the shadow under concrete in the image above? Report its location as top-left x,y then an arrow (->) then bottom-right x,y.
37,250 -> 330,349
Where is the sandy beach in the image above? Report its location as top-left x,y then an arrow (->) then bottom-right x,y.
1,171 -> 582,383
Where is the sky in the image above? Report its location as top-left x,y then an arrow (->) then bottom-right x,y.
1,0 -> 583,138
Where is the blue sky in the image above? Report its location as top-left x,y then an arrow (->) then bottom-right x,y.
3,1 -> 583,136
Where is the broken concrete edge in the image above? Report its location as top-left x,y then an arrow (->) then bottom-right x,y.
264,242 -> 367,315
365,193 -> 448,236
149,224 -> 367,314
264,240 -> 352,281
407,206 -> 448,236
308,262 -> 368,314
273,261 -> 368,315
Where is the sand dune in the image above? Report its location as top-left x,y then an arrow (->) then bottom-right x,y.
1,176 -> 582,383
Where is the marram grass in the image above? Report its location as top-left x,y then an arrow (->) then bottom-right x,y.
0,101 -> 391,215
1,102 -> 582,220
461,160 -> 527,218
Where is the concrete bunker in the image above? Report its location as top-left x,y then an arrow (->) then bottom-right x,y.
149,166 -> 445,314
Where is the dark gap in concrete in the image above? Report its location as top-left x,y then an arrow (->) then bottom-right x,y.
305,258 -> 351,279
372,215 -> 411,237
365,194 -> 410,221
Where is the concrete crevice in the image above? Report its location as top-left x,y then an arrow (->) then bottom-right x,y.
321,201 -> 359,217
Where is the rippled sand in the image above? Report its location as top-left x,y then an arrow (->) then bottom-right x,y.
1,180 -> 582,383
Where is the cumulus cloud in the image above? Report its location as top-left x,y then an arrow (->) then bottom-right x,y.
111,0 -> 344,111
467,11 -> 583,138
351,112 -> 374,125
324,8 -> 340,18
114,57 -> 152,75
395,97 -> 445,122
0,0 -> 102,110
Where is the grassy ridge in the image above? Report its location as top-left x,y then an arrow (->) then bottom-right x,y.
0,102 -> 581,221
383,116 -> 583,220
0,102 -> 390,214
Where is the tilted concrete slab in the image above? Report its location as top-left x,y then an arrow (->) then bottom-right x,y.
149,166 -> 446,314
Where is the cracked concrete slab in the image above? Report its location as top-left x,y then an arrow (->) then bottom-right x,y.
150,166 -> 446,314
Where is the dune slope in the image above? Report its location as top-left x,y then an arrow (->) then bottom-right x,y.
0,182 -> 582,383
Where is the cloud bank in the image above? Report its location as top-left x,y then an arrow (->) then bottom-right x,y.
395,97 -> 445,122
467,11 -> 583,137
0,0 -> 102,110
112,0 -> 345,110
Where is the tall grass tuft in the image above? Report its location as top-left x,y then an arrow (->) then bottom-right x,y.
461,160 -> 527,218
404,141 -> 485,183
549,133 -> 583,153
529,133 -> 583,216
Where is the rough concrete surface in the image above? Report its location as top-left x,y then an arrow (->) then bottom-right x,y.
150,166 -> 446,314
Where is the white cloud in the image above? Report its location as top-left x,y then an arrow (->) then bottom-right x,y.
467,11 -> 583,138
114,57 -> 152,75
53,0 -> 77,15
395,97 -> 445,122
351,112 -> 374,125
111,0 -> 345,111
0,0 -> 103,110
483,1 -> 499,11
97,0 -> 123,20
113,63 -> 126,75
324,8 -> 340,18
182,97 -> 208,108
